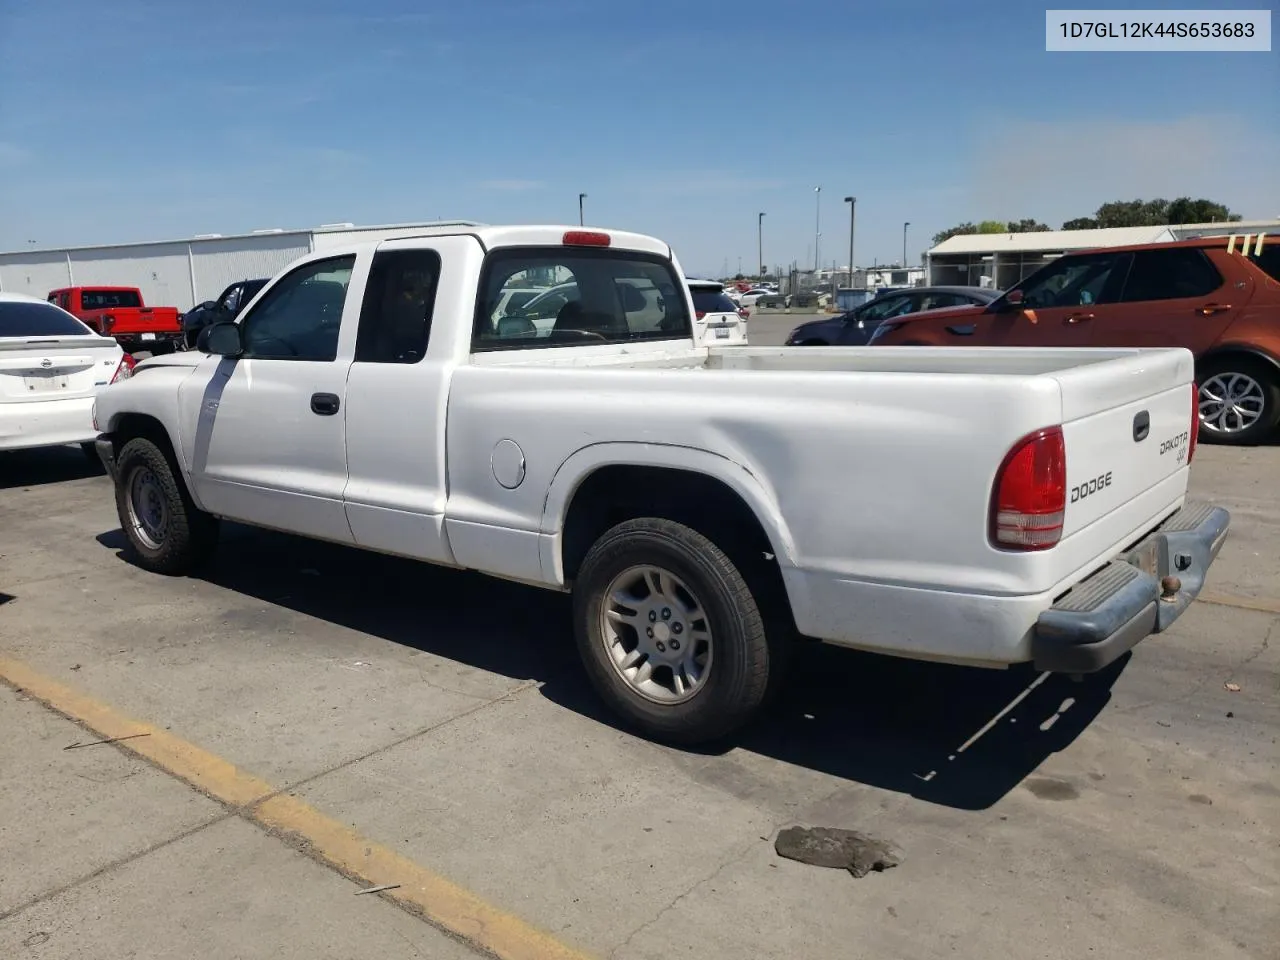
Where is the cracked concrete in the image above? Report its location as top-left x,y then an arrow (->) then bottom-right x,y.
2,434 -> 1278,959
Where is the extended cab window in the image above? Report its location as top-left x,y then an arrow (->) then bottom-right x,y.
475,248 -> 691,349
239,255 -> 354,361
355,248 -> 441,364
80,289 -> 142,309
1120,248 -> 1222,301
1018,252 -> 1128,308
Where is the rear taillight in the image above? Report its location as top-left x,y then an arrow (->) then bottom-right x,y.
738,308 -> 749,319
695,310 -> 707,320
1188,381 -> 1199,464
991,426 -> 1066,551
109,354 -> 135,384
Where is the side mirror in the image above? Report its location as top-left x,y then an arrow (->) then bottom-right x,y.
197,321 -> 244,357
999,289 -> 1026,312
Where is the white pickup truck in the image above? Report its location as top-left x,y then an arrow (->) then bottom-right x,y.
91,224 -> 1229,743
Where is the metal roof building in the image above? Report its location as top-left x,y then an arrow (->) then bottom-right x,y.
926,218 -> 1280,289
0,221 -> 481,311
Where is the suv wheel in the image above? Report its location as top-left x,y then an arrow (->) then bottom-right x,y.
1197,357 -> 1280,445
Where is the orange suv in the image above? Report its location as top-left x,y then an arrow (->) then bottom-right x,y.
870,235 -> 1280,444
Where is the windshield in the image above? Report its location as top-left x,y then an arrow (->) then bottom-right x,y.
0,301 -> 94,338
80,289 -> 142,310
690,288 -> 739,315
475,248 -> 691,350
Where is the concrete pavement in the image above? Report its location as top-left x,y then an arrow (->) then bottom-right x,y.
0,434 -> 1276,959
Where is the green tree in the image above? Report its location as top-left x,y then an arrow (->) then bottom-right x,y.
932,222 -> 977,245
1007,218 -> 1051,233
1062,197 -> 1240,230
1165,197 -> 1241,225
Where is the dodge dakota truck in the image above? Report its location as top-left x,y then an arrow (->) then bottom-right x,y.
49,286 -> 183,355
90,224 -> 1230,743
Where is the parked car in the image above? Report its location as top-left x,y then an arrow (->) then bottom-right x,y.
687,278 -> 748,345
48,286 -> 182,355
869,235 -> 1280,444
786,286 -> 998,346
1,292 -> 133,456
92,224 -> 1227,744
739,288 -> 778,308
181,278 -> 270,348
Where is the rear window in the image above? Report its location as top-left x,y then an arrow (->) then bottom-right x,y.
475,248 -> 691,350
690,288 -> 739,314
80,289 -> 142,309
1250,247 -> 1280,282
0,301 -> 94,338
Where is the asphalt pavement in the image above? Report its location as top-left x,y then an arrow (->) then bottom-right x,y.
0,378 -> 1276,959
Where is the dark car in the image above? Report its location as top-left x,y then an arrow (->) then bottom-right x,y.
182,278 -> 270,348
784,285 -> 999,346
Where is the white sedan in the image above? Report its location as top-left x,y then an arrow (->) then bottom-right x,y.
0,292 -> 133,455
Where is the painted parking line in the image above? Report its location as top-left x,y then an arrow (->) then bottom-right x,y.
0,656 -> 594,960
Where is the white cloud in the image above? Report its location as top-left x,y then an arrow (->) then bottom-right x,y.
972,115 -> 1280,222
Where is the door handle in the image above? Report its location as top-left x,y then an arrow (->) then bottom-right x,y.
1064,313 -> 1095,324
310,392 -> 340,416
1197,303 -> 1232,316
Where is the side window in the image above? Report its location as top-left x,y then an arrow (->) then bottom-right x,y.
239,255 -> 354,361
1248,247 -> 1280,283
355,248 -> 441,364
1120,249 -> 1222,302
918,292 -> 968,311
860,295 -> 909,321
1020,253 -> 1128,308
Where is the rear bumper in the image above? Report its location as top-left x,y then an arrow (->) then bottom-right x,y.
1031,502 -> 1230,672
0,397 -> 97,451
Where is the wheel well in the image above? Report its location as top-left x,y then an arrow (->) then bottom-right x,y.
560,465 -> 794,629
1197,348 -> 1280,378
109,413 -> 173,455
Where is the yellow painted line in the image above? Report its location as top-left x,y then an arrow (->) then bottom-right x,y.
1198,592 -> 1280,616
0,656 -> 594,960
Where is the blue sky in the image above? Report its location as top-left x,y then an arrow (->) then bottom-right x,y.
1,0 -> 1276,276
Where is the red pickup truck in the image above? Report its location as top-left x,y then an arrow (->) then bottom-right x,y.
47,286 -> 182,354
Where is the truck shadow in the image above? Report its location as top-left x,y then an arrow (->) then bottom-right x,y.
97,523 -> 1123,811
0,445 -> 105,490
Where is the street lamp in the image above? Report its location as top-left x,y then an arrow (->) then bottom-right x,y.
578,193 -> 587,226
813,187 -> 821,272
903,221 -> 911,267
844,196 -> 856,287
757,212 -> 765,277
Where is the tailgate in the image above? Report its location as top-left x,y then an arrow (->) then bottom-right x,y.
109,308 -> 181,334
1056,349 -> 1196,540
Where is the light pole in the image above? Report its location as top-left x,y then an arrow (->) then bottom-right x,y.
757,212 -> 765,277
903,221 -> 910,267
578,193 -> 587,226
844,196 -> 856,287
813,186 -> 822,272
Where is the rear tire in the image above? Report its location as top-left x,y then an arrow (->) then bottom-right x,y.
113,437 -> 219,574
1197,357 -> 1280,445
572,518 -> 773,744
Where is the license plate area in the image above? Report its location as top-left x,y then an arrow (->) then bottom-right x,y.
23,370 -> 70,393
1122,536 -> 1165,580
141,332 -> 156,340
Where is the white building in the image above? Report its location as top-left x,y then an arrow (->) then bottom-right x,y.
926,219 -> 1280,289
0,221 -> 480,311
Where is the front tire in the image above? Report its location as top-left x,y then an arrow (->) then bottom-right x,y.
572,518 -> 772,744
113,437 -> 219,574
1197,357 -> 1280,445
